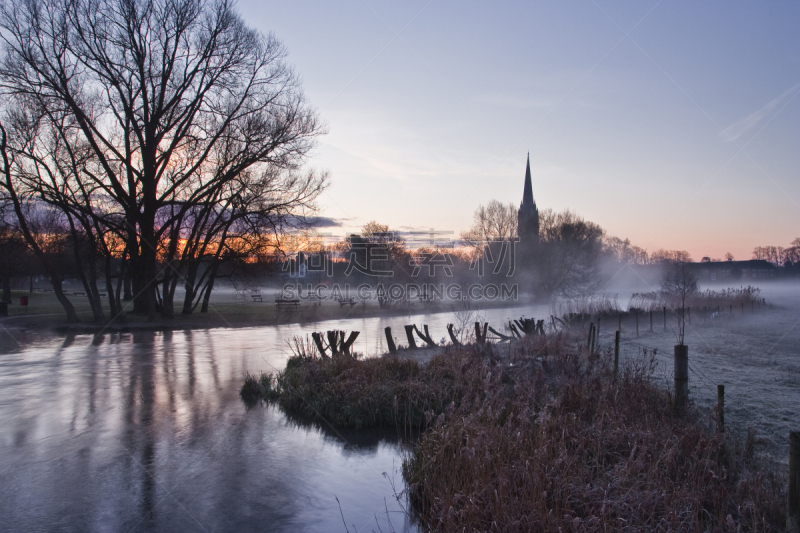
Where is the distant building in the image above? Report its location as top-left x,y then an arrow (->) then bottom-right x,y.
517,152 -> 539,256
688,259 -> 776,282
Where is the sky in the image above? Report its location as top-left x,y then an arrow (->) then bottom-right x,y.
238,0 -> 800,261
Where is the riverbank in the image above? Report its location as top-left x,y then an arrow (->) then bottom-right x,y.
245,333 -> 787,531
0,289 -> 528,334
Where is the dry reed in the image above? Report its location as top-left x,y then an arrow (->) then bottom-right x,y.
241,331 -> 785,531
403,338 -> 784,532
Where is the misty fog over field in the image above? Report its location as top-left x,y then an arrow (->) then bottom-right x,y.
592,280 -> 800,468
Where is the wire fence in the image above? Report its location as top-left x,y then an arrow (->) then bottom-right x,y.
587,314 -> 794,469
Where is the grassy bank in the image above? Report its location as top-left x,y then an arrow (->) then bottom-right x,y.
1,289 -> 526,333
243,335 -> 785,531
242,343 -> 486,429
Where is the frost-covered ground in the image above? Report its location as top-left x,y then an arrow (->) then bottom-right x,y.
597,280 -> 800,469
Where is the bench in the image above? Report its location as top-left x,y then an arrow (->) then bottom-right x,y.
251,295 -> 263,302
337,297 -> 357,307
275,298 -> 300,308
72,291 -> 85,296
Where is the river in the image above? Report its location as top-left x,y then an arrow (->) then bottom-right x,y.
0,303 -> 550,532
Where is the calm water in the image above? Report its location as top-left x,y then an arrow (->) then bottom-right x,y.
0,304 -> 550,532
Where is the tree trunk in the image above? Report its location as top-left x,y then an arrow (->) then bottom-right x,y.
181,262 -> 199,315
161,276 -> 174,318
104,254 -> 118,316
123,270 -> 132,301
159,220 -> 183,319
1,157 -> 80,323
125,227 -> 143,308
81,255 -> 105,323
68,224 -> 104,323
51,276 -> 79,323
200,265 -> 219,313
116,263 -> 125,312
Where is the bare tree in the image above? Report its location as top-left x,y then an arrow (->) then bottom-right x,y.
461,199 -> 518,244
168,168 -> 326,316
604,235 -> 649,265
784,239 -> 800,267
752,245 -> 786,266
345,221 -> 411,309
0,201 -> 36,300
0,133 -> 83,320
533,208 -> 604,299
0,0 -> 325,318
650,249 -> 692,264
0,101 -> 120,321
661,262 -> 697,345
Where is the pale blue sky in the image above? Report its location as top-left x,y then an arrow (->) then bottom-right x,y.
239,0 -> 800,260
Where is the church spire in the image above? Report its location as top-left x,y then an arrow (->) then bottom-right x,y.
521,151 -> 534,209
518,152 -> 539,247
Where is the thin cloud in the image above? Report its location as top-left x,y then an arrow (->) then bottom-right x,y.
309,216 -> 344,228
721,81 -> 800,142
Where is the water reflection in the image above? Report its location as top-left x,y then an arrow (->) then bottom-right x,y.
0,305 -> 551,531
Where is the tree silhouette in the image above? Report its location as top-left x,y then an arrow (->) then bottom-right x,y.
0,0 -> 325,319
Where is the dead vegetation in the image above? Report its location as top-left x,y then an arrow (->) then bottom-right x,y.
242,332 -> 786,531
552,293 -> 622,319
629,286 -> 762,312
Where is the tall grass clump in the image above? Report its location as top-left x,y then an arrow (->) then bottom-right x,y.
240,371 -> 278,404
268,346 -> 498,429
265,334 -> 575,430
553,293 -> 622,321
630,286 -> 762,312
691,286 -> 762,308
403,345 -> 785,532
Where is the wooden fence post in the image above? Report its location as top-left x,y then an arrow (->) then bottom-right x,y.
340,331 -> 360,355
404,325 -> 417,349
674,344 -> 688,413
475,322 -> 487,344
384,327 -> 397,353
614,330 -> 620,377
717,384 -> 724,433
311,332 -> 328,358
790,431 -> 800,531
326,331 -> 340,355
587,323 -> 594,351
446,324 -> 462,346
413,324 -> 437,347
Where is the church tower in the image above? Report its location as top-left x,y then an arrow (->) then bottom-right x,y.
518,152 -> 539,246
